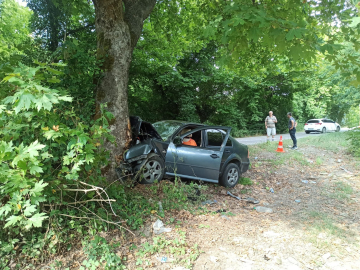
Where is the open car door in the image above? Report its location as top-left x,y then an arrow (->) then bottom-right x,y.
165,126 -> 231,183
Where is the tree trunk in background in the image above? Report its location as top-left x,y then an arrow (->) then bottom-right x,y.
92,0 -> 156,181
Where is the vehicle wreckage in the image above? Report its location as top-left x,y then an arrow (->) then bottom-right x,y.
116,116 -> 250,188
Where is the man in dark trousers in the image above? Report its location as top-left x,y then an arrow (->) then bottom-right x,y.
287,112 -> 297,150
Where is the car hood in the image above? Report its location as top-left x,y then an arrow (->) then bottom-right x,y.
130,116 -> 162,145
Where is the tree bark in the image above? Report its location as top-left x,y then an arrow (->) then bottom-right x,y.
92,0 -> 156,181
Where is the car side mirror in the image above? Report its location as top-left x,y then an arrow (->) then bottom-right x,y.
173,136 -> 182,146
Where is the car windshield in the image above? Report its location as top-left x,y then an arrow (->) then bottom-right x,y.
307,120 -> 320,123
152,121 -> 184,140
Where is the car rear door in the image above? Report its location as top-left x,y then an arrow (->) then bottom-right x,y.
329,120 -> 337,131
165,126 -> 231,183
322,119 -> 330,131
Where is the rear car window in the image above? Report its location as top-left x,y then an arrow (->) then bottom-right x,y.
307,120 -> 320,123
226,138 -> 232,146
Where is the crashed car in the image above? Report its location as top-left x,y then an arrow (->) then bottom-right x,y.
118,116 -> 250,188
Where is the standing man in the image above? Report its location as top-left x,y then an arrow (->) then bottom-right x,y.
265,111 -> 277,141
287,112 -> 297,150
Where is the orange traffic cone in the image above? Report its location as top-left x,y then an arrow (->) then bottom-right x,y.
276,136 -> 285,152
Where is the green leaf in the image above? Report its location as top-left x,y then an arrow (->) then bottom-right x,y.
51,62 -> 67,67
43,130 -> 63,140
47,77 -> 61,83
23,204 -> 37,217
58,96 -> 73,102
25,212 -> 47,229
29,165 -> 43,175
46,67 -> 63,75
26,140 -> 46,158
285,28 -> 307,41
4,215 -> 22,228
349,17 -> 360,27
14,93 -> 35,113
30,180 -> 48,195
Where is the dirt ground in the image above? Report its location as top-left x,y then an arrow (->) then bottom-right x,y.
131,143 -> 360,270
39,140 -> 360,270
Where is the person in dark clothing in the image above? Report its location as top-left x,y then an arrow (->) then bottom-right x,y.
287,112 -> 297,150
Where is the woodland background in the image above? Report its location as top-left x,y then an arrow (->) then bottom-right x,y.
0,0 -> 360,268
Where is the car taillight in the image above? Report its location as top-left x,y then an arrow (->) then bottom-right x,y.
305,123 -> 308,125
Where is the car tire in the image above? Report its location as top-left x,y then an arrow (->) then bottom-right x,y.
220,163 -> 240,188
139,154 -> 165,184
321,127 -> 326,133
336,126 -> 340,132
305,131 -> 310,134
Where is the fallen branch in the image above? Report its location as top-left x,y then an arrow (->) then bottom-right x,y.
59,188 -> 98,193
44,199 -> 116,207
58,213 -> 134,235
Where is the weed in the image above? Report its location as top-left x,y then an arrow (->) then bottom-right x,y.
329,181 -> 354,201
80,235 -> 125,270
239,177 -> 253,185
316,157 -> 323,165
289,151 -> 309,166
198,224 -> 210,228
298,132 -> 349,151
223,211 -> 236,216
135,231 -> 200,268
303,211 -> 356,245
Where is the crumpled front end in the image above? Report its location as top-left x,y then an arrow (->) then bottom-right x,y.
116,140 -> 154,180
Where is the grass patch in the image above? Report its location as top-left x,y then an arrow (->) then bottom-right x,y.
301,210 -> 357,250
298,132 -> 349,151
239,177 -> 253,185
315,157 -> 323,165
328,181 -> 354,201
289,150 -> 309,166
135,231 -> 200,269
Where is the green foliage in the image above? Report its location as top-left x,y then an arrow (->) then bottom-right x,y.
347,128 -> 360,157
80,236 -> 125,270
107,180 -> 207,230
0,0 -> 32,62
239,177 -> 253,186
135,231 -> 200,268
0,62 -> 114,266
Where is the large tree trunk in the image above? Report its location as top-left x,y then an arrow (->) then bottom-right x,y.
92,0 -> 156,181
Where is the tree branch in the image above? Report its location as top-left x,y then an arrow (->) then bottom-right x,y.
123,0 -> 157,49
44,199 -> 116,206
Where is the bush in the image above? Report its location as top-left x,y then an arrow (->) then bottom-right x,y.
0,62 -> 114,266
347,128 -> 360,157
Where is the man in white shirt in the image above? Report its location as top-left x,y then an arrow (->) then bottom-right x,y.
265,111 -> 277,141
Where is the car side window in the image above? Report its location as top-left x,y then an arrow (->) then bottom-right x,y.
207,130 -> 223,146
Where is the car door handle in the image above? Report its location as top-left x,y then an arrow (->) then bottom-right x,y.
210,154 -> 219,158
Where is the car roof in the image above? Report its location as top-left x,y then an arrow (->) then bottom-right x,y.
307,119 -> 331,121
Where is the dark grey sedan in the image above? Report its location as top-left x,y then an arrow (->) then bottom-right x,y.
117,116 -> 250,188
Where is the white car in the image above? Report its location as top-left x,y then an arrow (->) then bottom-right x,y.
304,119 -> 341,134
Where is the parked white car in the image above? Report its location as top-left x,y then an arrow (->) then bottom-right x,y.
304,119 -> 341,134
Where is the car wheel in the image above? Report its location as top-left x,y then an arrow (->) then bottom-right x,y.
336,126 -> 340,132
139,154 -> 165,184
321,127 -> 326,133
220,163 -> 240,188
305,131 -> 310,134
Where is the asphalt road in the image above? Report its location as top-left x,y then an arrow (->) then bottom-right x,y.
235,128 -> 349,145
